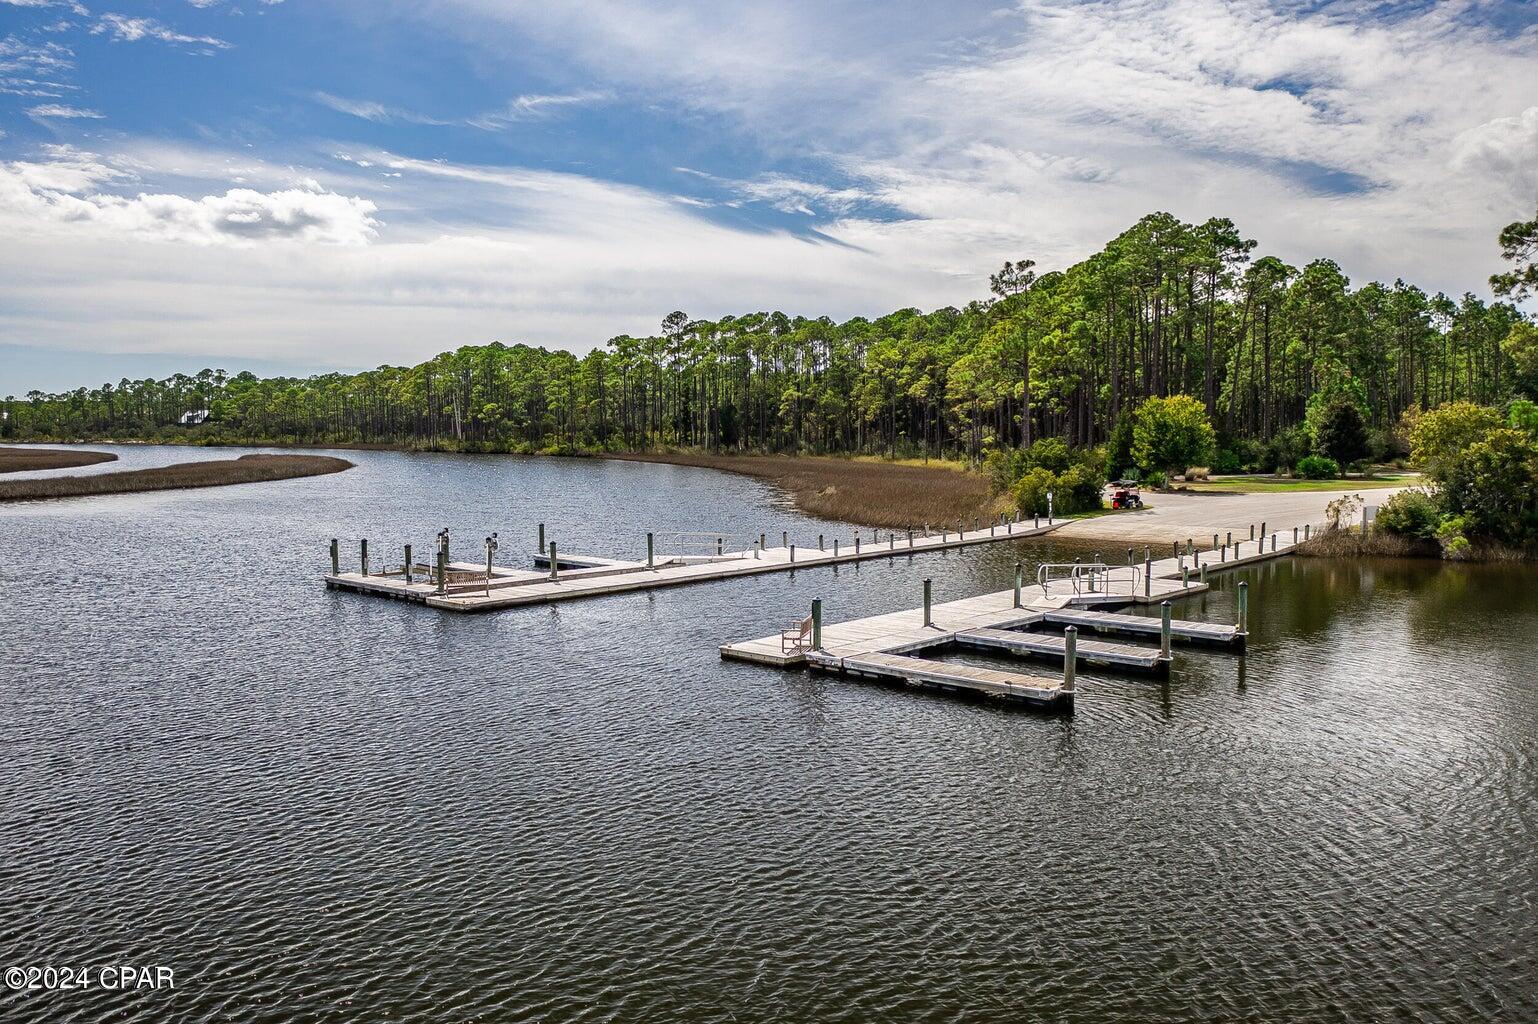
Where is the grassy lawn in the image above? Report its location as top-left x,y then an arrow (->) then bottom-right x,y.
1179,473 -> 1418,494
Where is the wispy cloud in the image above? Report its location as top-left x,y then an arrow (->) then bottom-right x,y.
314,89 -> 607,131
91,14 -> 231,50
26,102 -> 102,118
466,90 -> 609,130
312,91 -> 454,126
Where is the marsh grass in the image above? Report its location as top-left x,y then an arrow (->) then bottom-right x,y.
1296,528 -> 1537,563
0,447 -> 117,473
0,453 -> 353,502
610,452 -> 1000,529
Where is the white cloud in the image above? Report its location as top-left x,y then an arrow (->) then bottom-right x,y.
0,148 -> 379,246
26,102 -> 101,118
1452,106 -> 1538,200
91,14 -> 231,49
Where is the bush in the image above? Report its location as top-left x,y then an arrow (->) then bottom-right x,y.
1184,466 -> 1210,481
1296,455 -> 1340,479
1315,398 -> 1370,466
1376,490 -> 1440,540
1410,401 -> 1504,480
1011,462 -> 1106,516
1131,395 -> 1216,475
1439,427 -> 1538,544
1141,469 -> 1168,490
1266,425 -> 1313,473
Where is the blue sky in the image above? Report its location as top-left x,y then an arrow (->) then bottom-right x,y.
1,0 -> 1536,393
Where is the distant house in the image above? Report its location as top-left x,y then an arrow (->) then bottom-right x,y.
180,408 -> 211,426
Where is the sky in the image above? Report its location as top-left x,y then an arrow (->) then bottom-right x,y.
1,0 -> 1536,394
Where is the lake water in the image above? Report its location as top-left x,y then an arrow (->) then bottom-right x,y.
3,445 -> 1535,1023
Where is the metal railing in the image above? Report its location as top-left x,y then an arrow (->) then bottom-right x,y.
1037,562 -> 1142,597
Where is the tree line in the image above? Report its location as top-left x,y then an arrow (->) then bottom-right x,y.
8,210 -> 1537,469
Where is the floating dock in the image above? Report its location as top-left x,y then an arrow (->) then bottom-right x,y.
326,518 -> 1065,611
720,526 -> 1303,710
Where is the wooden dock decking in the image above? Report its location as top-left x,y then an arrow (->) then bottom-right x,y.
831,652 -> 1067,708
954,627 -> 1167,673
1039,608 -> 1241,646
720,528 -> 1297,709
326,519 -> 1065,611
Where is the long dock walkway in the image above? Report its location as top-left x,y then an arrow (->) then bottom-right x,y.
325,518 -> 1064,611
720,525 -> 1303,709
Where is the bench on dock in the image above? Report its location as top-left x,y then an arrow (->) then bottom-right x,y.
782,615 -> 814,654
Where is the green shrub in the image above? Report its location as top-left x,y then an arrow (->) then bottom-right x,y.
1314,397 -> 1371,466
1011,463 -> 1106,516
1141,469 -> 1168,490
1213,448 -> 1244,474
1296,455 -> 1340,479
1376,490 -> 1440,540
1266,425 -> 1313,472
1131,395 -> 1215,475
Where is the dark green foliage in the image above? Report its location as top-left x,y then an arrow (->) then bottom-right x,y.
1264,426 -> 1312,472
1315,398 -> 1370,467
1295,455 -> 1340,479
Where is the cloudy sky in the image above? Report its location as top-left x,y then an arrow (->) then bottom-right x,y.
1,0 -> 1535,393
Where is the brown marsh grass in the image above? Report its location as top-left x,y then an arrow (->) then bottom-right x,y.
0,453 -> 353,502
0,446 -> 117,473
610,452 -> 1001,529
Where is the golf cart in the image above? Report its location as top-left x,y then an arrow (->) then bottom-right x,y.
1110,481 -> 1144,510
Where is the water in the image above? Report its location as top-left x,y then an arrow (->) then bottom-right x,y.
2,445 -> 1535,1023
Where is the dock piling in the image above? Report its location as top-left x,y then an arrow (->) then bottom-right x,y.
330,538 -> 339,576
790,543 -> 796,563
833,539 -> 840,558
1305,524 -> 1311,540
1272,533 -> 1278,551
1063,626 -> 1078,693
1144,555 -> 1152,597
782,530 -> 788,548
436,550 -> 446,593
1014,562 -> 1023,608
819,534 -> 825,551
855,536 -> 861,555
404,544 -> 412,584
360,539 -> 369,577
923,578 -> 932,627
647,532 -> 655,568
549,541 -> 558,581
1237,581 -> 1249,635
1127,547 -> 1134,565
811,598 -> 822,650
537,522 -> 545,553
1160,601 -> 1172,660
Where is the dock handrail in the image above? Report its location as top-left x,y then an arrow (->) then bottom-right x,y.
1037,562 -> 1141,597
